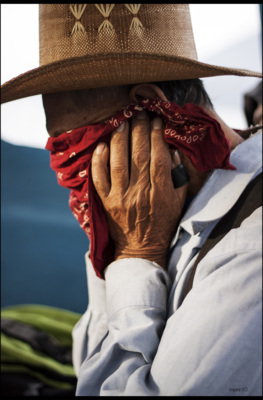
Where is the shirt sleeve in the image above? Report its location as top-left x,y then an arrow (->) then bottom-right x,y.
74,208 -> 262,396
72,251 -> 108,377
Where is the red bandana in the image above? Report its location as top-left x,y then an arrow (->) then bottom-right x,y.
45,99 -> 235,279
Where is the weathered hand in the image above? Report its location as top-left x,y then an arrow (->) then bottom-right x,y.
91,111 -> 188,269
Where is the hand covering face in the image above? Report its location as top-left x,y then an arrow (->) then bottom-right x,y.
46,99 -> 235,278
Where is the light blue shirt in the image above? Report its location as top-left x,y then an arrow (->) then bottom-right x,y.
73,132 -> 262,396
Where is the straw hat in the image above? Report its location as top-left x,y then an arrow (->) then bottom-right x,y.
1,4 -> 261,104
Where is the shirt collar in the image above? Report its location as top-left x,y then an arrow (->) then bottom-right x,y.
180,131 -> 262,236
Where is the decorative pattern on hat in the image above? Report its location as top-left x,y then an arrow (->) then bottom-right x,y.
95,4 -> 115,33
69,4 -> 87,34
1,4 -> 261,105
125,4 -> 143,32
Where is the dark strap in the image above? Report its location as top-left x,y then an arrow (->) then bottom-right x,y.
183,172 -> 262,301
236,124 -> 263,139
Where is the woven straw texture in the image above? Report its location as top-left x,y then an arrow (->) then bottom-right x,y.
1,4 -> 261,104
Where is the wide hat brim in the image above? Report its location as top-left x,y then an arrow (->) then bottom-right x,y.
1,52 -> 262,104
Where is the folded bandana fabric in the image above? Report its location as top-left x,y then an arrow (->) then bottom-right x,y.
45,99 -> 236,279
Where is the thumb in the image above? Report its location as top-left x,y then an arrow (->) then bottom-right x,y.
91,142 -> 110,199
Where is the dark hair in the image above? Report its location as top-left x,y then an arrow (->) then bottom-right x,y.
154,79 -> 213,108
66,78 -> 213,111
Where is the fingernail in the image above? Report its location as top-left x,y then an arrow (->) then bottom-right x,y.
152,117 -> 162,129
136,111 -> 147,120
96,143 -> 105,154
116,121 -> 126,131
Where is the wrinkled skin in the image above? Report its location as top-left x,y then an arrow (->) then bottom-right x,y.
91,112 -> 188,269
43,84 -> 244,270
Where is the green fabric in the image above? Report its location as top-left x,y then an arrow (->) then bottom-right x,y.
1,304 -> 81,346
2,364 -> 74,390
1,304 -> 82,390
1,333 -> 75,376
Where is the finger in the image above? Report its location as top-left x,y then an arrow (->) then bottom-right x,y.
150,117 -> 171,187
91,142 -> 110,199
110,120 -> 129,193
130,111 -> 151,186
169,149 -> 189,188
171,149 -> 181,167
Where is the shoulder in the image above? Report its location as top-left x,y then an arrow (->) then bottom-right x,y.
193,206 -> 262,294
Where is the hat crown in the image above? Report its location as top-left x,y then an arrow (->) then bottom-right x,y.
1,4 -> 260,105
39,4 -> 198,66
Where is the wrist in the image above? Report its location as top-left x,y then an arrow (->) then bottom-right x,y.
115,248 -> 167,269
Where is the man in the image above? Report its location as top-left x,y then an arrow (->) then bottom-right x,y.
1,4 -> 262,396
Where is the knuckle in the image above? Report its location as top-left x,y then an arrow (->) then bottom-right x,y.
151,159 -> 170,187
93,179 -> 106,201
93,178 -> 102,192
91,152 -> 102,167
111,163 -> 127,177
134,151 -> 150,166
92,172 -> 104,190
153,155 -> 169,172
